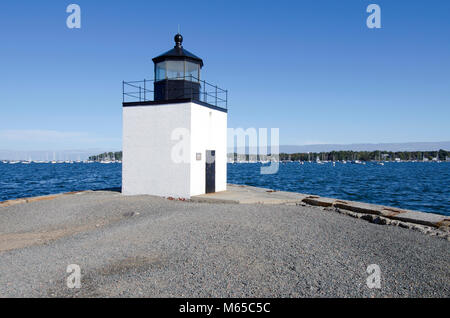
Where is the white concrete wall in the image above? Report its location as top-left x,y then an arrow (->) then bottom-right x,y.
190,104 -> 227,196
122,101 -> 227,198
122,103 -> 191,198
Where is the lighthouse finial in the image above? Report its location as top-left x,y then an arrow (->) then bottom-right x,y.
174,33 -> 183,48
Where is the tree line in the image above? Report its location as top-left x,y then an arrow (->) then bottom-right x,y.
231,149 -> 449,162
89,149 -> 449,162
278,149 -> 449,161
88,152 -> 122,162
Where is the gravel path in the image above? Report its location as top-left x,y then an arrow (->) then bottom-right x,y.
0,190 -> 448,297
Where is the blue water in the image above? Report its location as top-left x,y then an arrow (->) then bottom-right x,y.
0,162 -> 448,216
0,163 -> 122,202
228,162 -> 450,216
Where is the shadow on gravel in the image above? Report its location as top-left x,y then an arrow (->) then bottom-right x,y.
92,187 -> 122,193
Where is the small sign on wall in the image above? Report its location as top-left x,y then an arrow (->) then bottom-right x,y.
196,153 -> 202,161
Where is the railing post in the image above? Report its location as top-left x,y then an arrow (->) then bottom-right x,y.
203,80 -> 206,103
122,81 -> 124,103
144,79 -> 146,101
215,85 -> 218,106
139,85 -> 142,101
226,90 -> 228,109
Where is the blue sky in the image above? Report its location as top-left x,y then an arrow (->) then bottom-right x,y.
1,0 -> 449,150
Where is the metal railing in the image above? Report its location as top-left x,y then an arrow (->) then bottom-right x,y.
123,75 -> 228,110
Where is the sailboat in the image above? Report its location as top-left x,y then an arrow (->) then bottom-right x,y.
377,152 -> 384,165
22,156 -> 32,164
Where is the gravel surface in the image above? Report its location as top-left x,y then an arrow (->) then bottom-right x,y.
0,190 -> 448,297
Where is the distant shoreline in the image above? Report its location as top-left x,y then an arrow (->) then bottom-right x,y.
1,141 -> 449,161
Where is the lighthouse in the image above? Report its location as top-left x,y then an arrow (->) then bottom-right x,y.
122,34 -> 228,198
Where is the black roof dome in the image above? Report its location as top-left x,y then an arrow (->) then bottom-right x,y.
152,33 -> 204,67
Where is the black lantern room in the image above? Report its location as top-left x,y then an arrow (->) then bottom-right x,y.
152,34 -> 203,101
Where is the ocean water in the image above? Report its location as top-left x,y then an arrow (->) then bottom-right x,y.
0,162 -> 448,216
0,163 -> 122,202
228,162 -> 450,216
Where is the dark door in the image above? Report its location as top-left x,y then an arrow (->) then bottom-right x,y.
205,150 -> 216,193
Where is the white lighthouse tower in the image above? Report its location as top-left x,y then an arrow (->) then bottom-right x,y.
122,34 -> 228,199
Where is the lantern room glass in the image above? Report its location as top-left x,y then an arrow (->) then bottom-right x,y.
155,60 -> 200,82
155,61 -> 166,81
185,61 -> 200,81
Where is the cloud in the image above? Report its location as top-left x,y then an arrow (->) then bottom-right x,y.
296,140 -> 329,146
0,129 -> 121,150
0,129 -> 88,141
